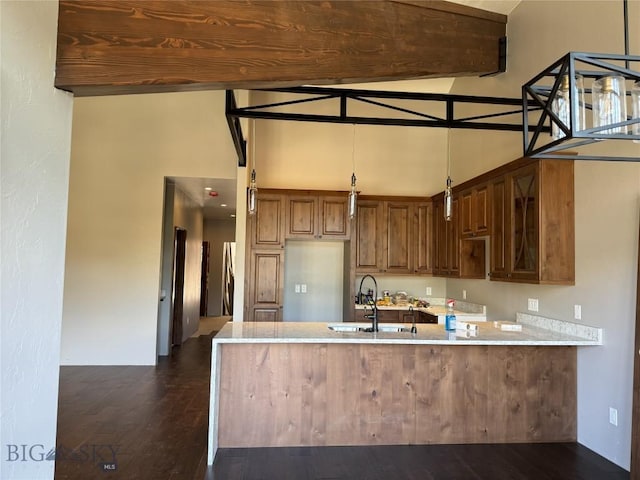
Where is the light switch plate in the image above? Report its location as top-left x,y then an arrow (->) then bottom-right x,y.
609,407 -> 618,426
294,284 -> 301,293
574,304 -> 582,320
527,298 -> 539,312
301,284 -> 307,293
426,287 -> 432,296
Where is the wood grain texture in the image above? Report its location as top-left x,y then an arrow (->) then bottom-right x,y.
55,0 -> 506,96
217,343 -> 577,448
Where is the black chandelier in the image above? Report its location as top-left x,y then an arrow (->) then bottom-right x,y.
522,0 -> 640,161
523,52 -> 640,161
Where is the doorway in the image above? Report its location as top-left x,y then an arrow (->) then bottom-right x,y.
171,228 -> 187,347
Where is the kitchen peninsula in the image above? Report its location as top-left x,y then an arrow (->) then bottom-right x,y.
207,315 -> 602,464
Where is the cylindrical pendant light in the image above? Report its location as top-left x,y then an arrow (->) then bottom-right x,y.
444,129 -> 453,222
248,120 -> 258,216
592,75 -> 627,135
551,74 -> 585,140
631,81 -> 640,143
348,124 -> 358,220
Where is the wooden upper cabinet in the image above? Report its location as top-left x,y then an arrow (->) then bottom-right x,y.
490,177 -> 507,279
286,194 -> 349,240
488,158 -> 574,284
320,196 -> 349,239
355,198 -> 432,275
251,193 -> 285,248
383,202 -> 413,274
414,202 -> 433,274
432,193 -> 460,278
355,200 -> 383,272
461,184 -> 489,238
287,196 -> 317,238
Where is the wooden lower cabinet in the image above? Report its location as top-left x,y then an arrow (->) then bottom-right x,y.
246,250 -> 284,322
354,308 -> 437,324
217,343 -> 577,447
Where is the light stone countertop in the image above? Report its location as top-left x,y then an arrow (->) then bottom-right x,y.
212,315 -> 602,346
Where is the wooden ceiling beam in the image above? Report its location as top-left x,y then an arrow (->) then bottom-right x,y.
55,0 -> 507,97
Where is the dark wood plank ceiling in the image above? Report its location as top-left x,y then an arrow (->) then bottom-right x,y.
55,0 -> 507,96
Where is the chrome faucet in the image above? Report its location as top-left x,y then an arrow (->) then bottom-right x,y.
357,274 -> 378,332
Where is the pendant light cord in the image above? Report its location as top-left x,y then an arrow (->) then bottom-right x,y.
447,128 -> 451,179
351,123 -> 356,173
623,0 -> 629,68
252,119 -> 256,173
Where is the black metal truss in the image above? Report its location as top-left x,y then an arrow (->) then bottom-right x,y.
523,52 -> 640,161
226,86 -> 546,167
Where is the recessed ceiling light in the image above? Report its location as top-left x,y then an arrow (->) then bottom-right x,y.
220,203 -> 227,207
204,187 -> 212,191
230,214 -> 236,218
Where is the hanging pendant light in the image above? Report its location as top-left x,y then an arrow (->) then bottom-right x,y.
632,81 -> 640,142
592,75 -> 627,135
348,124 -> 358,220
247,121 -> 258,216
550,73 -> 586,140
248,168 -> 257,216
444,129 -> 453,222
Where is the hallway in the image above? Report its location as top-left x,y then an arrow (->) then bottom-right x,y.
55,330 -> 629,480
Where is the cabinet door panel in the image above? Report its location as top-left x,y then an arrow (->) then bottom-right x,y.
253,195 -> 284,247
385,203 -> 412,273
510,167 -> 538,280
356,202 -> 381,272
253,252 -> 282,304
432,198 -> 443,273
461,191 -> 474,236
490,178 -> 507,278
415,203 -> 433,274
377,310 -> 400,323
448,198 -> 460,275
252,308 -> 280,322
475,185 -> 489,234
287,197 -> 316,237
321,197 -> 348,238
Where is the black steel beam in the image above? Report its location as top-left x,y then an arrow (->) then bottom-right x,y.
225,90 -> 247,167
224,85 -> 551,167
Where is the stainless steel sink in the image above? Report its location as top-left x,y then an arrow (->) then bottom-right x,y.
327,323 -> 408,333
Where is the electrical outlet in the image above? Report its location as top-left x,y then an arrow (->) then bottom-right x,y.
574,304 -> 582,320
301,284 -> 307,293
294,284 -> 300,293
527,298 -> 539,312
426,287 -> 432,296
463,290 -> 467,300
609,407 -> 618,426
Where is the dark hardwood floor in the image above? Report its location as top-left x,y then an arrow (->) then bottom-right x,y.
55,331 -> 629,480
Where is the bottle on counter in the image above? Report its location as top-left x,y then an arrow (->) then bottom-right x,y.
445,299 -> 457,331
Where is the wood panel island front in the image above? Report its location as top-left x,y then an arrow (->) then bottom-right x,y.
207,317 -> 602,464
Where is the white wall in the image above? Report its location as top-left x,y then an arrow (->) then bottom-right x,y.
448,0 -> 640,469
283,241 -> 345,322
0,2 -> 73,479
203,219 -> 236,316
62,91 -> 237,365
251,90 -> 449,196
